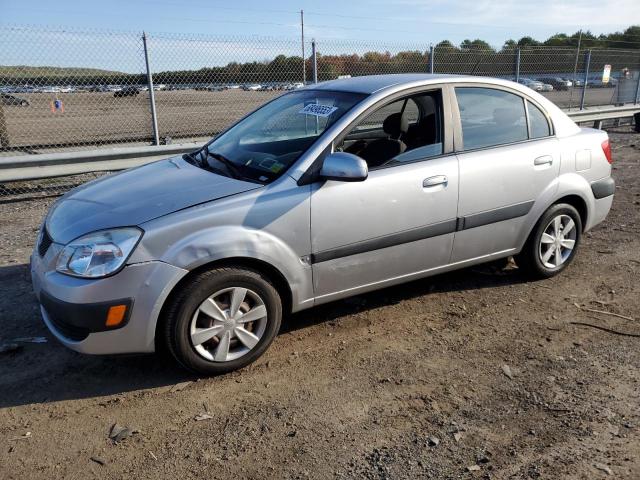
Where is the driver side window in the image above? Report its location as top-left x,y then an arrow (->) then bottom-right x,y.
337,90 -> 444,169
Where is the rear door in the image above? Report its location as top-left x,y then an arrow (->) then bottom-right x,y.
451,86 -> 560,262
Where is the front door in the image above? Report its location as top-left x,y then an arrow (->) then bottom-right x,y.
309,89 -> 459,301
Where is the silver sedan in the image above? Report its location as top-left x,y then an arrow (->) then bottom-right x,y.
31,74 -> 615,375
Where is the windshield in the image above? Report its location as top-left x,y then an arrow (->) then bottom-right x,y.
186,89 -> 366,183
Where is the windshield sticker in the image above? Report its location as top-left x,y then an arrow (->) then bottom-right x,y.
269,162 -> 285,173
299,104 -> 338,117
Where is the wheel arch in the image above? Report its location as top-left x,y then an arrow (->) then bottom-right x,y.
518,189 -> 590,254
553,194 -> 588,231
154,256 -> 293,352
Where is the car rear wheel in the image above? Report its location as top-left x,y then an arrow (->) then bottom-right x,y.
516,203 -> 582,279
163,266 -> 282,375
20,100 -> 28,106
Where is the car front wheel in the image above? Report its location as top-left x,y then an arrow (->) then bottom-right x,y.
516,203 -> 582,279
163,266 -> 282,375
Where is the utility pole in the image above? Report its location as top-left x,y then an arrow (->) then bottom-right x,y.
301,10 -> 306,84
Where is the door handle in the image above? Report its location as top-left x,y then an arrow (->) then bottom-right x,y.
423,175 -> 448,188
534,155 -> 553,166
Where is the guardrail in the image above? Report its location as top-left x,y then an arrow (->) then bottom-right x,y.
0,105 -> 638,183
0,142 -> 203,182
565,104 -> 640,127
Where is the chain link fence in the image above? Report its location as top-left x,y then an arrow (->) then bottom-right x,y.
1,24 -> 640,198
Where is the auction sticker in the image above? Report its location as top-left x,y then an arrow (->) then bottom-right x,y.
299,104 -> 338,117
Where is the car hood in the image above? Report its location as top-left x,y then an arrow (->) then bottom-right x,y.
46,156 -> 262,244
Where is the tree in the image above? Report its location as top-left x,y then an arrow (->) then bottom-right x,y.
460,39 -> 494,52
435,40 -> 459,53
517,36 -> 540,47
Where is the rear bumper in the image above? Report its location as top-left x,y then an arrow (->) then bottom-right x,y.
585,177 -> 614,232
31,247 -> 188,354
591,177 -> 615,199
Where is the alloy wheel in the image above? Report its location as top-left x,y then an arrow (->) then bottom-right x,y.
189,287 -> 268,362
538,214 -> 577,269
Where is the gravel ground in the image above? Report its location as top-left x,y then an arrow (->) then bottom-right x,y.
0,129 -> 639,479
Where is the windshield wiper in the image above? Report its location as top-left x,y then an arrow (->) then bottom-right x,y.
183,150 -> 242,180
205,151 -> 243,180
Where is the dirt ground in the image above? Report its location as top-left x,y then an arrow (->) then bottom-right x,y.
1,88 -> 620,152
0,129 -> 639,479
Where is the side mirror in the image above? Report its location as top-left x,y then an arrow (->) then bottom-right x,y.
319,152 -> 368,182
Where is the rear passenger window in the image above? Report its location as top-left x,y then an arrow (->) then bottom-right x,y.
455,87 -> 528,150
527,100 -> 551,138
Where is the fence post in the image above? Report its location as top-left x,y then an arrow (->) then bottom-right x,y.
515,48 -> 521,82
429,45 -> 434,74
142,32 -> 160,146
580,49 -> 591,111
312,39 -> 318,83
635,70 -> 640,104
0,104 -> 8,148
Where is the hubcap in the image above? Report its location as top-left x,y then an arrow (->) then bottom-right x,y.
538,214 -> 577,269
189,287 -> 267,362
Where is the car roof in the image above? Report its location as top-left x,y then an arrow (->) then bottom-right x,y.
305,74 -> 465,94
304,73 -> 569,95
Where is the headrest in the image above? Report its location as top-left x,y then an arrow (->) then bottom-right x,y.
383,112 -> 408,138
493,107 -> 522,125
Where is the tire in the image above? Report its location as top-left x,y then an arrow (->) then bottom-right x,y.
162,266 -> 282,375
516,203 -> 582,279
20,101 -> 28,106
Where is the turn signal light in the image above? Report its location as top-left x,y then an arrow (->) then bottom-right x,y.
105,305 -> 127,327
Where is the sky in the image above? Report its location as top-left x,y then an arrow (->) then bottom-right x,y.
1,0 -> 639,72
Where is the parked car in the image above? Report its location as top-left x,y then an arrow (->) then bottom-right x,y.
539,83 -> 554,92
586,76 -> 617,88
517,78 -> 545,91
565,77 -> 583,88
114,86 -> 140,97
32,74 -> 614,375
538,77 -> 570,91
1,94 -> 29,106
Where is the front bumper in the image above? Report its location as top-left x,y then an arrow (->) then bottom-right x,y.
31,244 -> 188,355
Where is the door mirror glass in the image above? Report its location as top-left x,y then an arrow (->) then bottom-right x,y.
320,152 -> 368,182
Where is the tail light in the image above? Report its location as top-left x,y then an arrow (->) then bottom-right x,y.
601,139 -> 612,164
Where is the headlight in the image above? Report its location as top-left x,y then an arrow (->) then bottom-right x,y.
56,228 -> 142,278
